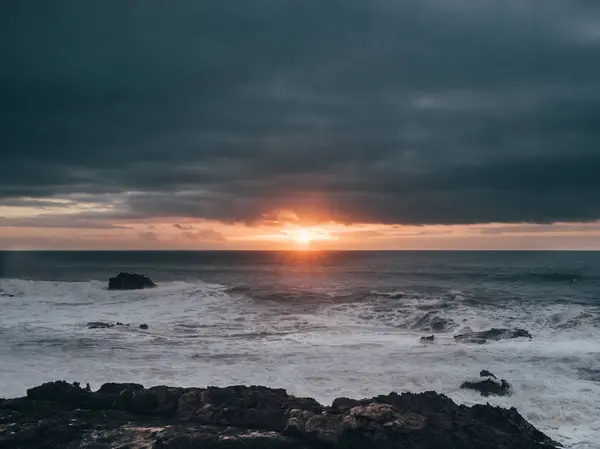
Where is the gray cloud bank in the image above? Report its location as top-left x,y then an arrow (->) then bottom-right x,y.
1,0 -> 599,226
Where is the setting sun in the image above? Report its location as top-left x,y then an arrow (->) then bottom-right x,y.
292,230 -> 312,246
281,227 -> 336,249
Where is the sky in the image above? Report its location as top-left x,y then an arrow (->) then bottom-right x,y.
1,0 -> 600,250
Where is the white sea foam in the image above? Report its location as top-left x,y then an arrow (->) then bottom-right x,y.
0,278 -> 599,448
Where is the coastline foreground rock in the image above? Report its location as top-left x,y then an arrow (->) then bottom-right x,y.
108,272 -> 156,290
0,381 -> 560,448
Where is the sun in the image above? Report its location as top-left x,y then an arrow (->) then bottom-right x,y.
281,227 -> 336,249
292,229 -> 313,246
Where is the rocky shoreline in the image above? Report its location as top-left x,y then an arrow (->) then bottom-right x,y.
0,381 -> 560,448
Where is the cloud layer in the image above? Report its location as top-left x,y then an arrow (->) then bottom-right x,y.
1,0 -> 599,226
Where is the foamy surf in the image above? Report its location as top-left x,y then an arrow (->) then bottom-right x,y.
1,250 -> 599,449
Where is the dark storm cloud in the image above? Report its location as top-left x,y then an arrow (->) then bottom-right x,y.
476,223 -> 600,235
0,215 -> 128,229
1,0 -> 599,225
0,198 -> 74,209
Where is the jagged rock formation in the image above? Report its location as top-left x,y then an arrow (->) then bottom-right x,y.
108,272 -> 156,290
87,322 -> 136,329
0,381 -> 560,448
87,321 -> 114,329
454,328 -> 532,344
461,370 -> 512,397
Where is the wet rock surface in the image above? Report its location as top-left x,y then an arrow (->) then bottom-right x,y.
461,371 -> 512,397
479,370 -> 497,379
108,272 -> 156,290
454,328 -> 532,343
87,321 -> 139,329
0,381 -> 560,448
86,321 -> 114,329
420,335 -> 435,342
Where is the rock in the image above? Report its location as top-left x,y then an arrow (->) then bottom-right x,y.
139,324 -> 149,330
461,377 -> 512,397
0,293 -> 15,298
454,328 -> 532,343
460,338 -> 488,344
480,370 -> 497,379
330,397 -> 363,413
130,385 -> 188,415
420,335 -> 435,342
27,380 -> 96,407
180,385 -> 321,431
1,380 -> 560,448
87,322 -> 114,329
344,403 -> 427,432
108,272 -> 156,290
97,382 -> 145,396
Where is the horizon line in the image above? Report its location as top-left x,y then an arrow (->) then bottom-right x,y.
1,248 -> 600,252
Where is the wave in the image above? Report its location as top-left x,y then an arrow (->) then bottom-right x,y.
320,296 -> 461,333
531,307 -> 600,331
409,311 -> 458,332
577,368 -> 600,382
370,290 -> 409,299
486,272 -> 587,283
227,285 -> 366,306
0,277 -> 228,297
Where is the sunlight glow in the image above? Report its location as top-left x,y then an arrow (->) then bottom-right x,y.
292,229 -> 313,246
282,227 -> 335,249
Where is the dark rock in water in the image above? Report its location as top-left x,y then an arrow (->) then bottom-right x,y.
462,338 -> 488,344
0,380 -> 560,448
480,370 -> 497,379
139,324 -> 149,330
412,311 -> 457,332
454,328 -> 532,343
88,322 -> 132,329
87,322 -> 114,329
0,293 -> 15,297
461,377 -> 512,397
420,335 -> 435,342
108,272 -> 156,290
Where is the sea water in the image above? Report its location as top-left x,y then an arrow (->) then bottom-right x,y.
0,250 -> 599,448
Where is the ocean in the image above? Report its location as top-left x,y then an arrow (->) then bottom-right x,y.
0,250 -> 599,448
